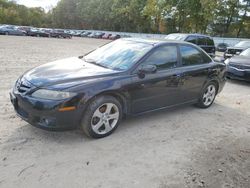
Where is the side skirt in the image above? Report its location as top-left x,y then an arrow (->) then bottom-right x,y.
128,99 -> 198,117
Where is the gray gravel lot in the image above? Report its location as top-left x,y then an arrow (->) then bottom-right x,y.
0,36 -> 249,188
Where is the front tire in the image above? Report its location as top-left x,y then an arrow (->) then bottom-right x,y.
81,95 -> 122,138
197,82 -> 217,108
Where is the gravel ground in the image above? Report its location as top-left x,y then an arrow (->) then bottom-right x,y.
0,36 -> 249,188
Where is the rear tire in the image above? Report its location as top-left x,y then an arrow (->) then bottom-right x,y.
81,95 -> 122,138
197,82 -> 217,108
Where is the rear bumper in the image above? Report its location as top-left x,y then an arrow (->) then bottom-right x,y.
226,67 -> 250,81
10,91 -> 85,131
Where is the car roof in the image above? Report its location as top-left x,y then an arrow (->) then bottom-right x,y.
121,37 -> 191,46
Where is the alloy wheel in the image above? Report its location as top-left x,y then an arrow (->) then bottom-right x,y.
202,85 -> 216,106
91,103 -> 119,135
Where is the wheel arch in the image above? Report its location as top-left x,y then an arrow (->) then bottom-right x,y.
203,78 -> 220,94
85,90 -> 129,117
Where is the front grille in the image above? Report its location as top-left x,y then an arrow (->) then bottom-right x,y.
15,78 -> 33,93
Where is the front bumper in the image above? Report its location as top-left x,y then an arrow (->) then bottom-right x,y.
226,66 -> 250,81
10,90 -> 85,131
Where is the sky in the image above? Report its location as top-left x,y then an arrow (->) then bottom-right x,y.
15,0 -> 60,11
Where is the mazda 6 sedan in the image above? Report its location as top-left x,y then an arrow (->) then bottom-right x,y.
10,38 -> 226,138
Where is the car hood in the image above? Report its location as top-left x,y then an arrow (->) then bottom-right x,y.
229,56 -> 250,65
23,57 -> 119,88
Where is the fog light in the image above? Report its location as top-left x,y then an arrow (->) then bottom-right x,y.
39,117 -> 56,127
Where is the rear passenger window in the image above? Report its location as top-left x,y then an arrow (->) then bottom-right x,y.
206,38 -> 214,46
180,45 -> 209,66
197,37 -> 207,45
186,36 -> 197,44
143,45 -> 178,70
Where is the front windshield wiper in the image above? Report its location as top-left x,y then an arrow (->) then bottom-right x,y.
82,57 -> 110,69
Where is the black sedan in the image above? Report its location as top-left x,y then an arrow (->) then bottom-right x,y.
226,48 -> 250,81
10,38 -> 226,138
26,28 -> 50,37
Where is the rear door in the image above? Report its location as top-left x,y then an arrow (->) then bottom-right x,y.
178,44 -> 212,101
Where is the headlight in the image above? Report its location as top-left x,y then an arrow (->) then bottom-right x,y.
31,89 -> 76,100
224,58 -> 230,65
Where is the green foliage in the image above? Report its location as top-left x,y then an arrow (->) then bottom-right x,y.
0,0 -> 48,27
0,0 -> 249,37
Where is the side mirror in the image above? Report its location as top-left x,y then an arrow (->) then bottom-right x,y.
138,64 -> 157,74
236,51 -> 241,55
137,64 -> 157,79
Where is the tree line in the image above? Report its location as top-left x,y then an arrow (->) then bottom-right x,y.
1,0 -> 250,38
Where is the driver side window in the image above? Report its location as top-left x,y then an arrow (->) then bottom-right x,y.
142,45 -> 178,71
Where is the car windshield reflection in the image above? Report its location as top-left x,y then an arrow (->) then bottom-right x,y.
83,39 -> 153,71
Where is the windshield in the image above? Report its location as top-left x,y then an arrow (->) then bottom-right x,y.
165,34 -> 186,40
234,41 -> 250,48
83,39 -> 153,71
240,48 -> 250,57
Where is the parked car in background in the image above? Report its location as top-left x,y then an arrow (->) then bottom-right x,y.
224,41 -> 250,59
109,34 -> 121,40
87,32 -> 96,38
225,48 -> 250,82
10,38 -> 226,138
94,32 -> 105,38
70,30 -> 82,37
65,30 -> 76,36
18,26 -> 33,33
0,25 -> 26,36
122,34 -> 132,38
81,31 -> 91,37
26,28 -> 50,37
165,33 -> 216,57
102,33 -> 112,39
216,43 -> 229,52
49,29 -> 72,39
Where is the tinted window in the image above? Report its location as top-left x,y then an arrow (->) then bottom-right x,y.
206,37 -> 214,46
186,36 -> 197,44
143,45 -> 178,70
180,45 -> 208,66
197,37 -> 207,45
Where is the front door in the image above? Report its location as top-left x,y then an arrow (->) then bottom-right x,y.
128,44 -> 185,114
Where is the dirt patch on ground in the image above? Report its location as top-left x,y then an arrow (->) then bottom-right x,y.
0,36 -> 249,188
